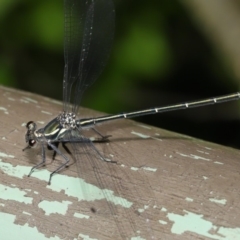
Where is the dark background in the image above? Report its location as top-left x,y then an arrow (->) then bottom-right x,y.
1,0 -> 240,148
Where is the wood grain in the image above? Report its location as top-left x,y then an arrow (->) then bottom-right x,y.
0,85 -> 240,239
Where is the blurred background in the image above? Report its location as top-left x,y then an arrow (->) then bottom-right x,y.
1,0 -> 240,148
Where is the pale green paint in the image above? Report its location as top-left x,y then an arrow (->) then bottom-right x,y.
38,200 -> 72,216
20,99 -> 29,104
0,152 -> 14,158
196,150 -> 209,155
46,99 -> 61,105
214,161 -> 224,165
131,131 -> 149,139
142,167 -> 157,172
203,176 -> 208,180
23,211 -> 32,215
73,212 -> 89,219
76,234 -> 97,240
205,147 -> 212,150
159,220 -> 167,225
0,160 -> 132,208
151,136 -> 162,141
76,234 -> 146,240
167,210 -> 240,239
0,184 -> 32,204
209,198 -> 227,205
22,97 -> 38,104
161,207 -> 167,212
138,205 -> 149,213
176,152 -> 210,161
130,166 -> 157,173
131,237 -> 145,240
0,159 -> 29,178
185,197 -> 193,202
0,212 -> 60,240
131,167 -> 139,171
0,106 -> 8,114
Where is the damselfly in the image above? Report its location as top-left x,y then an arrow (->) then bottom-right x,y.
23,0 -> 240,239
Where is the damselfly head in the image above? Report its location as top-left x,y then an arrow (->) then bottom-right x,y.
26,121 -> 37,131
23,121 -> 38,151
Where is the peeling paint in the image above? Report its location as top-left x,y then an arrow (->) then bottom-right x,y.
176,152 -> 210,161
142,167 -> 157,172
161,207 -> 167,212
167,210 -> 240,239
76,234 -> 97,240
74,212 -> 90,219
0,152 -> 14,158
0,212 -> 60,239
0,184 -> 32,204
41,111 -> 52,115
131,167 -> 139,171
150,137 -> 162,141
20,99 -> 29,103
185,197 -> 193,202
159,220 -> 168,225
0,107 -> 8,113
38,200 -> 72,216
131,131 -> 149,139
204,147 -> 212,150
0,160 -> 132,208
43,98 -> 61,105
197,150 -> 209,155
0,160 -> 29,178
130,236 -> 146,240
23,211 -> 32,215
214,161 -> 224,165
138,205 -> 149,213
22,97 -> 38,104
209,198 -> 227,205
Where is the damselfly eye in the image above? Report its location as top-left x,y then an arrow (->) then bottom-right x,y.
29,139 -> 36,147
26,121 -> 36,131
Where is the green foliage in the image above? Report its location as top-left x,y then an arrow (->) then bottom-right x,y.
0,0 -> 237,113
115,23 -> 171,78
27,1 -> 64,51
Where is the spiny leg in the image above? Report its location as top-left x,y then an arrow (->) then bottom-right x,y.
87,138 -> 117,164
91,128 -> 112,142
28,143 -> 46,177
50,142 -> 71,160
47,142 -> 70,185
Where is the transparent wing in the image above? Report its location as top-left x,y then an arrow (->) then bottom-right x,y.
64,127 -> 159,239
63,0 -> 115,113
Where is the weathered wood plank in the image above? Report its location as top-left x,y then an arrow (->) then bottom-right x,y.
0,85 -> 240,239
